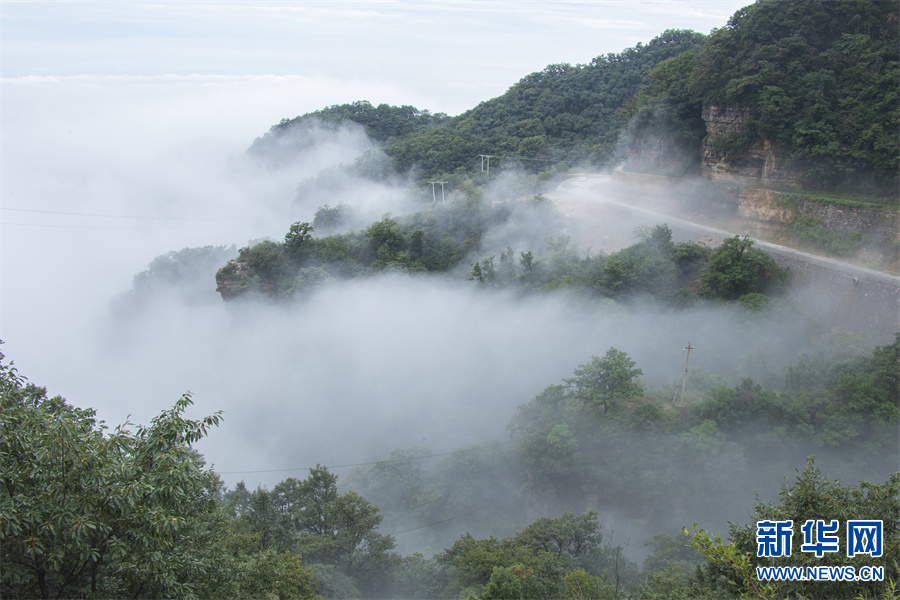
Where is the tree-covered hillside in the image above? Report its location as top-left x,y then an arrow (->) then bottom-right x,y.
249,29 -> 707,179
384,29 -> 708,175
216,199 -> 787,310
631,0 -> 899,193
252,1 -> 898,195
6,334 -> 895,599
249,101 -> 450,160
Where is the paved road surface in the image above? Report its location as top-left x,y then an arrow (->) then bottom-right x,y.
555,175 -> 900,285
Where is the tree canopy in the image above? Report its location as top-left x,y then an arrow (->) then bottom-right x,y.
0,348 -> 319,600
565,348 -> 644,414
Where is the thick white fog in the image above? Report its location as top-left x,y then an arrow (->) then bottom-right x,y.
1,72 -> 832,496
14,6 -> 887,560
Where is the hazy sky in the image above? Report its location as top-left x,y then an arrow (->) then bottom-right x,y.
2,1 -> 750,116
1,1 -> 756,490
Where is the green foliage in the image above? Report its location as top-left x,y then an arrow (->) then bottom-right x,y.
784,214 -> 865,256
366,217 -> 407,268
250,100 -> 449,157
343,440 -> 527,569
388,552 -> 453,600
683,524 -> 775,600
691,0 -> 900,193
312,204 -> 354,233
621,50 -> 708,176
285,221 -> 316,259
507,337 -> 898,540
481,560 -> 567,600
832,333 -> 900,424
639,564 -> 720,600
642,532 -> 704,576
509,385 -> 587,501
231,239 -> 293,297
438,512 -> 619,599
0,347 -> 320,599
221,205 -> 789,313
217,197 -> 503,300
737,292 -> 770,311
469,255 -> 496,286
237,466 -> 397,595
600,225 -> 677,298
561,568 -> 616,600
199,517 -> 323,600
698,236 -> 786,300
382,29 -> 707,175
467,223 -> 722,304
253,1 -> 898,193
701,457 -> 900,600
307,563 -> 361,599
565,347 -> 644,414
112,245 -> 236,313
515,512 -> 605,569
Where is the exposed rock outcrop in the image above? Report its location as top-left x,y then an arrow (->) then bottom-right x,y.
701,103 -> 802,189
737,189 -> 795,236
738,189 -> 898,247
215,261 -> 247,301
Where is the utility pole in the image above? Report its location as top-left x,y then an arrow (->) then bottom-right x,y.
478,154 -> 494,174
678,342 -> 695,405
428,181 -> 447,204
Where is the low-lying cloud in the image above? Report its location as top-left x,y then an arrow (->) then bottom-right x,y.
3,75 -> 893,565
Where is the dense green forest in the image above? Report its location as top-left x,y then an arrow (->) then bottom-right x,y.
216,194 -> 787,306
6,1 -> 899,598
252,0 -> 898,194
250,28 -> 708,179
629,0 -> 899,192
3,334 -> 897,599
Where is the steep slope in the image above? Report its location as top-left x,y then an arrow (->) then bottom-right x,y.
384,29 -> 707,176
632,0 -> 899,194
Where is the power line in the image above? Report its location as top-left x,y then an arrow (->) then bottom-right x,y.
0,206 -> 293,221
216,442 -> 509,475
0,206 -> 300,230
493,154 -> 560,163
2,221 -> 282,231
385,510 -> 478,536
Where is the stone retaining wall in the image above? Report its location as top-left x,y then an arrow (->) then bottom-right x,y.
607,170 -> 899,343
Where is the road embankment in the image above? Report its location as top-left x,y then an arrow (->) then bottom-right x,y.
556,175 -> 899,343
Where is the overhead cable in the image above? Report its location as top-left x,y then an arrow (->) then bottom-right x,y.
216,441 -> 509,475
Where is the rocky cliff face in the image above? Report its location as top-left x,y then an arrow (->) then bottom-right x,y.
736,189 -> 796,236
215,261 -> 247,301
738,189 -> 898,247
701,103 -> 802,189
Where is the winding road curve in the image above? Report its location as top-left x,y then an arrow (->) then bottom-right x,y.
556,175 -> 900,285
553,175 -> 899,342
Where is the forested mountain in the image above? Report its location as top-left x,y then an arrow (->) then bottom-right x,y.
6,1 -> 899,598
253,0 -> 898,194
248,29 -> 707,178
630,0 -> 899,192
251,30 -> 706,177
227,0 -> 898,306
249,101 -> 450,163
383,29 -> 708,175
4,335 -> 897,598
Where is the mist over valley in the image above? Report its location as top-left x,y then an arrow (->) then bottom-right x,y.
3,2 -> 897,598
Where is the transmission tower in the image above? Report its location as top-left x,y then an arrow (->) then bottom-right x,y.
428,181 -> 448,204
678,342 -> 695,405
